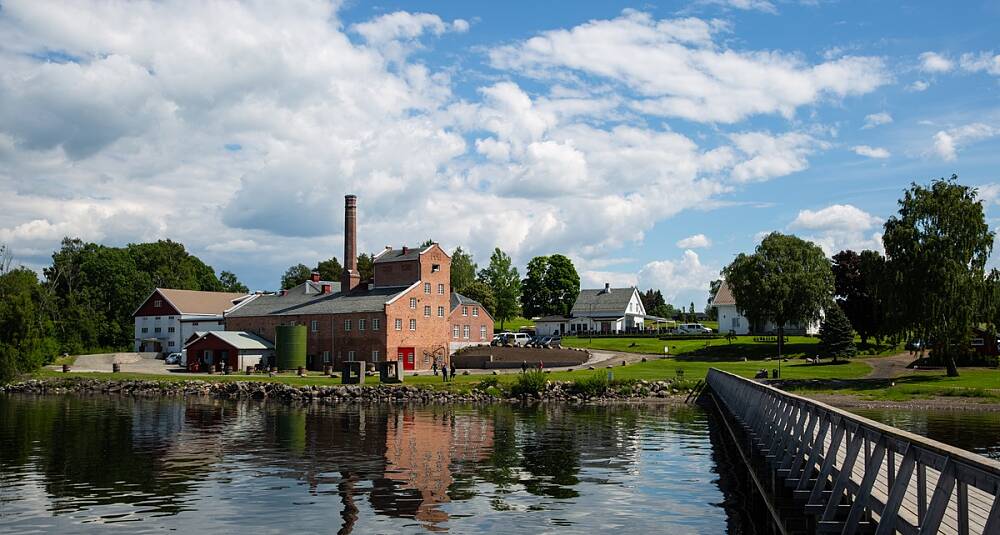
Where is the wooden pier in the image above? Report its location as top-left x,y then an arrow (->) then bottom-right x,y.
706,368 -> 1000,535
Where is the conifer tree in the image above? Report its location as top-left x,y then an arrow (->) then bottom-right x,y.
819,304 -> 856,363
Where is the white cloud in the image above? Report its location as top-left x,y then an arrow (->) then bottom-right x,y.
676,233 -> 712,248
489,9 -> 888,124
637,250 -> 718,303
919,51 -> 953,73
728,131 -> 824,182
851,145 -> 890,159
977,183 -> 1000,205
907,80 -> 930,92
697,0 -> 778,14
789,204 -> 883,255
959,51 -> 1000,76
932,123 -> 999,161
862,111 -> 892,129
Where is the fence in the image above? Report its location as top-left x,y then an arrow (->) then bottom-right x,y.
706,368 -> 1000,534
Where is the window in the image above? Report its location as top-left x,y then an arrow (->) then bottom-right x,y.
344,319 -> 352,331
168,326 -> 175,333
409,319 -> 417,331
154,299 -> 162,308
154,327 -> 161,333
453,325 -> 459,338
323,351 -> 330,363
480,325 -> 487,340
395,318 -> 402,330
409,297 -> 417,309
731,317 -> 741,329
348,350 -> 356,361
437,306 -> 444,317
192,322 -> 199,326
372,318 -> 380,330
311,320 -> 319,333
155,317 -> 161,320
168,316 -> 174,320
359,319 -> 366,331
372,350 -> 380,362
473,307 -> 479,317
462,306 -> 468,316
432,263 -> 440,273
424,282 -> 431,294
168,341 -> 175,347
141,327 -> 148,333
424,305 -> 431,317
438,283 -> 445,294
463,325 -> 470,339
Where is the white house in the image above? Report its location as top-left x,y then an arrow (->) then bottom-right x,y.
535,284 -> 650,335
711,281 -> 821,335
132,288 -> 251,355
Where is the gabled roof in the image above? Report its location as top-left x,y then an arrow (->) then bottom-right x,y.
570,287 -> 640,316
373,245 -> 433,264
185,330 -> 274,350
134,288 -> 249,317
224,281 -> 407,318
710,281 -> 736,307
450,292 -> 495,321
536,315 -> 573,323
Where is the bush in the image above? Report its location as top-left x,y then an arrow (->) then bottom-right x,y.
510,370 -> 547,397
475,376 -> 502,391
571,372 -> 610,397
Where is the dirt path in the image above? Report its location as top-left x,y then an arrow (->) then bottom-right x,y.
51,352 -> 182,374
862,352 -> 919,379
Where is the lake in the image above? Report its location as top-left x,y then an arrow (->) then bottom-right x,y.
0,394 -> 762,534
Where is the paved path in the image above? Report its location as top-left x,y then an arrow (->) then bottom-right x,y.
51,352 -> 184,374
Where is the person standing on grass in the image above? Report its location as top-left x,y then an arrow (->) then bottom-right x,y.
450,362 -> 456,380
521,361 -> 527,374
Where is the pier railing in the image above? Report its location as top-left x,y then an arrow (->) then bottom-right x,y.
706,368 -> 1000,535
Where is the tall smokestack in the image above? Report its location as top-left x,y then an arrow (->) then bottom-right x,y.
343,194 -> 360,292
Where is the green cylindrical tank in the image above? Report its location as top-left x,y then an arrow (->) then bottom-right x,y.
275,324 -> 307,370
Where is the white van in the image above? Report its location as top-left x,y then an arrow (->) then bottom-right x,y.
677,323 -> 713,334
508,333 -> 531,346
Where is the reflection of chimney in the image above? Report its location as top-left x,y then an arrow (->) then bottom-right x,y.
342,195 -> 360,292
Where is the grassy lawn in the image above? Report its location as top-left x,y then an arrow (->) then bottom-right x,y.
495,316 -> 534,333
782,367 -> 1000,402
564,335 -> 902,359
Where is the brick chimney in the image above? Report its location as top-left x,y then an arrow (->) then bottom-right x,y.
310,271 -> 321,283
342,194 -> 360,292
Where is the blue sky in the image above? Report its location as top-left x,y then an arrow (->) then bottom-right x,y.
1,1 -> 999,309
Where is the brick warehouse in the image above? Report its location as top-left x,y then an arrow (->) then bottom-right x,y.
224,195 -> 493,371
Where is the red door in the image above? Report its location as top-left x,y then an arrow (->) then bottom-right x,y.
399,347 -> 415,370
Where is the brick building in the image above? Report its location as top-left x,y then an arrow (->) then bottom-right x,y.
225,195 -> 492,371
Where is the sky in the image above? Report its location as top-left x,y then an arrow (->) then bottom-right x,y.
1,1 -> 999,309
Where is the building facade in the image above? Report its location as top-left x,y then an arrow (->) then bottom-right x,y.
711,280 -> 821,335
132,288 -> 250,355
447,293 -> 495,353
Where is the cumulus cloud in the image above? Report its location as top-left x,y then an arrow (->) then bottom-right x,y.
931,123 -> 999,161
489,9 -> 888,124
851,145 -> 890,158
696,0 -> 778,13
960,51 -> 1000,76
637,250 -> 718,302
789,204 -> 883,255
907,80 -> 930,92
919,51 -> 953,73
862,112 -> 892,129
728,131 -> 824,182
676,234 -> 712,248
351,11 -> 469,62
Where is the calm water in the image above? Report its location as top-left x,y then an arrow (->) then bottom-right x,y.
0,394 -> 762,534
850,407 -> 1000,461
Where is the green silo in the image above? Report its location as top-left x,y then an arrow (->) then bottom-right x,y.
275,324 -> 307,370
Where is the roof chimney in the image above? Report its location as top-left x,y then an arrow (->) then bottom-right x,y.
402,246 -> 408,255
321,284 -> 332,294
310,271 -> 321,283
342,195 -> 361,293
604,282 -> 611,293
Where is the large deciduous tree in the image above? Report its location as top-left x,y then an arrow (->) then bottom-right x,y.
832,250 -> 887,346
883,176 -> 994,377
314,257 -> 342,282
520,256 -> 551,318
520,255 -> 580,318
479,248 -> 521,330
219,271 -> 249,293
460,280 -> 497,318
281,264 -> 313,289
357,253 -> 374,281
450,247 -> 477,293
723,232 -> 833,359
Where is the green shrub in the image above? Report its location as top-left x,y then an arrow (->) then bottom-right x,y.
571,372 -> 610,397
510,370 -> 547,397
476,376 -> 501,391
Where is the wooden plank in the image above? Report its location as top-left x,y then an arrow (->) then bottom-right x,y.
917,459 -> 957,534
874,447 -> 917,535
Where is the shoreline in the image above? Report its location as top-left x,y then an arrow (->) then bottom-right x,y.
806,392 -> 1000,412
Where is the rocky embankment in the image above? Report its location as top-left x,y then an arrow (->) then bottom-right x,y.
1,377 -> 694,404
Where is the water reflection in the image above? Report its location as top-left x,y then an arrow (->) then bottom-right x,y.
850,407 -> 1000,460
1,394 -> 752,533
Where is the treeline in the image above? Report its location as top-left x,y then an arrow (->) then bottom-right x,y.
724,176 -> 998,375
0,238 -> 248,382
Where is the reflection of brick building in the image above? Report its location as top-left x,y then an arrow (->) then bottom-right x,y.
383,408 -> 494,525
225,195 -> 490,371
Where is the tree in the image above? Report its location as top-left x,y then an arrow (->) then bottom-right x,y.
479,248 -> 521,330
545,254 -> 580,317
281,264 -> 312,290
640,289 -> 674,319
461,280 -> 497,317
723,232 -> 833,360
832,250 -> 887,346
315,257 -> 342,282
1,256 -> 58,382
357,253 -> 374,281
219,271 -> 249,293
420,239 -> 436,248
520,256 -> 551,318
451,247 -> 477,293
883,176 -> 994,377
819,304 -> 856,362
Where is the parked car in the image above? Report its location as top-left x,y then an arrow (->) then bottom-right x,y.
491,332 -> 513,346
507,332 -> 531,346
542,335 -> 561,348
677,323 -> 713,334
165,352 -> 182,365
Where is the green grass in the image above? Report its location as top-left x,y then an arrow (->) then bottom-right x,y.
52,355 -> 77,366
495,316 -> 534,333
563,335 -> 821,358
781,367 -> 1000,402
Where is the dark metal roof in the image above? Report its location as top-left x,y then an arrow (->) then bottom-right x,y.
373,246 -> 429,264
570,287 -> 639,316
450,292 -> 495,321
225,281 -> 404,318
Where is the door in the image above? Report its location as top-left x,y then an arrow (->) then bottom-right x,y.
399,347 -> 415,370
